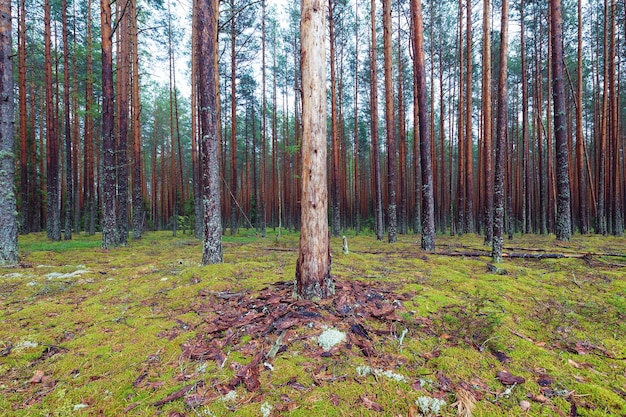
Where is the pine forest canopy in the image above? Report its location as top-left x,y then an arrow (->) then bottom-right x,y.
7,0 -> 626,264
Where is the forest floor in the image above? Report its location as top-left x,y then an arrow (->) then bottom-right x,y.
0,230 -> 625,416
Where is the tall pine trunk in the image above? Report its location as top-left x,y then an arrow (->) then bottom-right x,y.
411,0 -> 435,251
370,0 -> 383,240
383,0 -> 397,243
101,0 -> 118,249
62,0 -> 72,240
492,0 -> 508,263
198,0 -> 222,264
0,0 -> 18,265
295,0 -> 334,300
482,0 -> 493,245
550,0 -> 572,241
45,0 -> 61,242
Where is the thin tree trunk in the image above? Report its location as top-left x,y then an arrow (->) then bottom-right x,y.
492,0 -> 508,263
84,0 -> 95,235
230,0 -> 238,236
45,0 -> 60,242
0,0 -> 18,265
465,0 -> 474,233
17,0 -> 28,233
411,0 -> 435,251
260,0 -> 267,237
354,3 -> 360,236
329,0 -> 341,237
383,0 -> 397,243
131,0 -> 143,239
117,0 -> 130,245
370,0 -> 383,240
482,0 -> 493,245
191,1 -> 203,239
295,0 -> 334,300
62,0 -> 72,240
198,0 -> 222,264
576,0 -> 587,234
397,4 -> 407,235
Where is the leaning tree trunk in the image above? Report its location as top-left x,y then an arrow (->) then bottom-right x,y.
294,0 -> 334,300
550,0 -> 572,242
198,0 -> 222,265
492,0 -> 508,263
0,0 -> 18,265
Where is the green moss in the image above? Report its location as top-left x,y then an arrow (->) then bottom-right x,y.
0,231 -> 624,416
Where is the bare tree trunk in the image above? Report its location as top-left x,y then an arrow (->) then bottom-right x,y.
198,0 -> 222,264
482,0 -> 493,245
84,0 -> 95,236
260,0 -> 267,238
397,4 -> 407,235
465,0 -> 474,233
101,0 -> 118,249
191,2 -> 203,239
117,0 -> 131,244
492,0 -> 508,263
370,0 -> 383,240
576,0 -> 587,234
230,0 -> 238,236
295,0 -> 334,300
354,3 -> 360,235
131,0 -> 143,239
0,0 -> 17,265
62,0 -> 73,240
383,0 -> 397,243
329,0 -> 341,237
411,0 -> 435,251
44,0 -> 61,241
521,0 -> 531,234
550,0 -> 572,242
17,0 -> 28,233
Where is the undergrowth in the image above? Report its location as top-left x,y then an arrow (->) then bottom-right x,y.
0,231 -> 624,416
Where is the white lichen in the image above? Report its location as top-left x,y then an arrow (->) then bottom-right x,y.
416,396 -> 446,416
355,366 -> 407,382
317,328 -> 346,351
221,390 -> 237,402
260,401 -> 273,417
45,270 -> 89,280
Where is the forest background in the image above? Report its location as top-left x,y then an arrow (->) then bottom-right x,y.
7,0 -> 626,245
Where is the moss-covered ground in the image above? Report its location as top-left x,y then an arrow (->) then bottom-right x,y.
0,230 -> 624,416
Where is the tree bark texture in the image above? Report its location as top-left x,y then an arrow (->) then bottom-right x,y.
550,0 -> 572,241
492,0 -> 508,263
383,0 -> 397,243
62,0 -> 72,240
0,0 -> 18,265
45,0 -> 61,242
411,0 -> 435,251
482,0 -> 493,245
198,0 -> 223,264
101,0 -> 118,249
329,0 -> 341,237
294,0 -> 334,300
370,0 -> 383,241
